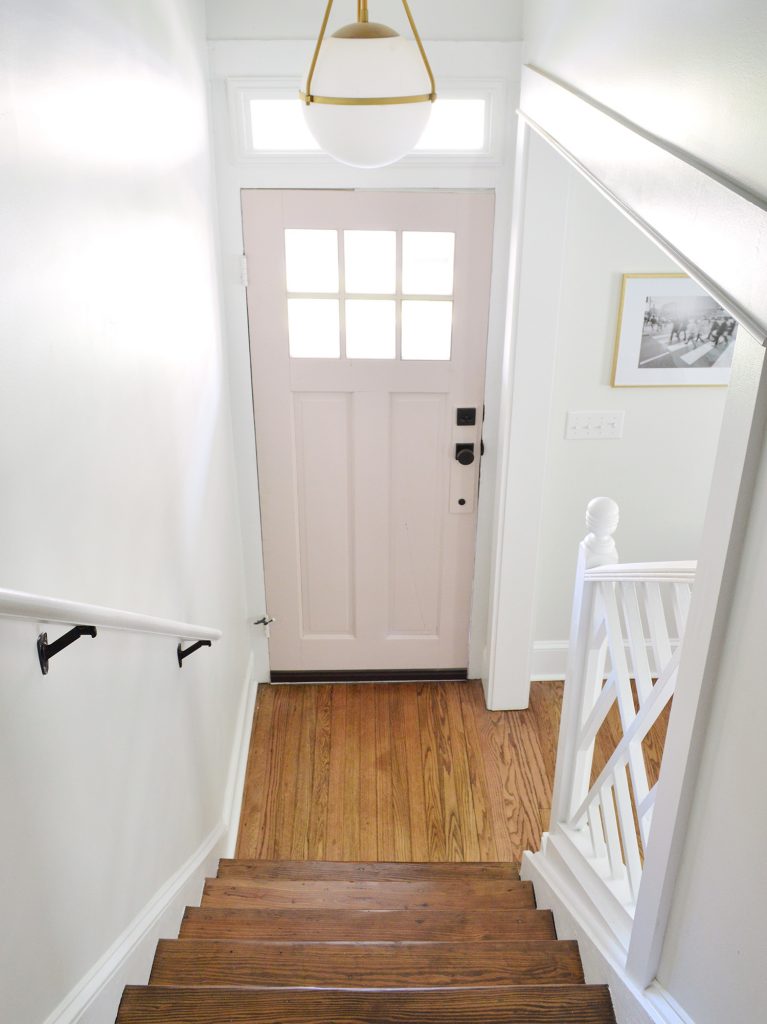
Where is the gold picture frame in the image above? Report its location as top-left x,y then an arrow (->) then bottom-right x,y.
611,273 -> 735,387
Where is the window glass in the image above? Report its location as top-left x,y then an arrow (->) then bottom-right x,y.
401,301 -> 453,361
345,300 -> 396,359
287,298 -> 340,358
285,229 -> 339,293
402,232 -> 455,296
415,99 -> 486,151
344,231 -> 396,294
250,100 -> 320,151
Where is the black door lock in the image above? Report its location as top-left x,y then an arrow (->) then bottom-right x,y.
455,443 -> 475,466
456,407 -> 477,426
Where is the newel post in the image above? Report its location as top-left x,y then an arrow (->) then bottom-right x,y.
549,498 -> 620,826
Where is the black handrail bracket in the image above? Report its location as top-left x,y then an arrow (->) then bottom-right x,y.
177,639 -> 212,667
37,625 -> 98,675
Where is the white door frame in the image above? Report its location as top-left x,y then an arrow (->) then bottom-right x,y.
487,64 -> 767,986
208,40 -> 522,685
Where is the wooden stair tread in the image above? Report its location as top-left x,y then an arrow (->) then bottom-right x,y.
217,859 -> 520,881
118,984 -> 616,1022
201,878 -> 536,912
181,907 -> 557,941
149,938 -> 584,988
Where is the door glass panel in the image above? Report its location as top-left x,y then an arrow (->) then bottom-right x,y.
344,230 -> 396,294
401,301 -> 453,361
402,232 -> 455,296
285,229 -> 339,292
287,298 -> 340,358
345,300 -> 396,359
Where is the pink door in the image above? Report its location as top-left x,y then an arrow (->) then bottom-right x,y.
243,190 -> 494,676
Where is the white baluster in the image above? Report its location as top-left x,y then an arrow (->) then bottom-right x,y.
550,498 -> 619,827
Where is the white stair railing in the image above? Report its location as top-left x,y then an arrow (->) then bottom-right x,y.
548,498 -> 695,942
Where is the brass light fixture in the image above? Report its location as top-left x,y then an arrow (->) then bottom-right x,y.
300,0 -> 437,168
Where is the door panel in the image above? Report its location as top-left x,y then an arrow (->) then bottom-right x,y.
243,190 -> 494,672
293,392 -> 355,638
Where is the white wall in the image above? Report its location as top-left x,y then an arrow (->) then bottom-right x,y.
206,0 -> 524,41
0,2 -> 251,1022
656,397 -> 767,1023
533,170 -> 727,653
523,0 -> 767,202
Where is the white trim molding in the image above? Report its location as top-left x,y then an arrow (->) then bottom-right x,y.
518,65 -> 767,345
522,843 -> 693,1024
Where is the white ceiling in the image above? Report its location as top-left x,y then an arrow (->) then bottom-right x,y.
205,0 -> 524,41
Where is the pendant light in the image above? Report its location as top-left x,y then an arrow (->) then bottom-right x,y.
300,0 -> 436,169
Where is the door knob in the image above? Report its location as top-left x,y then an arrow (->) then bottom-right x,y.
455,443 -> 475,466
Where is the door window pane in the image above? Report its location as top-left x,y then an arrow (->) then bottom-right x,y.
344,231 -> 396,294
345,300 -> 396,359
402,232 -> 455,295
288,298 -> 340,358
285,229 -> 339,293
401,301 -> 453,361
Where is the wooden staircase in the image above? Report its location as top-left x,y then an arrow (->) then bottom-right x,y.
117,860 -> 616,1022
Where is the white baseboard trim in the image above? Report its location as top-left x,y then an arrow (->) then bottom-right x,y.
530,639 -> 682,683
531,640 -> 569,681
222,654 -> 259,856
522,844 -> 691,1024
43,655 -> 259,1024
43,823 -> 225,1024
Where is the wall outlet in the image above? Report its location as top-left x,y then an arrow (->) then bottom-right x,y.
565,410 -> 625,440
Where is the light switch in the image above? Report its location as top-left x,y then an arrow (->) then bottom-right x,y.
565,410 -> 625,440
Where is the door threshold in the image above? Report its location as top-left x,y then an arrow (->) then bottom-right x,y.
270,669 -> 469,683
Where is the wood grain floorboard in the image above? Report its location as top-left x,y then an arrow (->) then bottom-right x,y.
306,685 -> 331,859
235,679 -> 667,863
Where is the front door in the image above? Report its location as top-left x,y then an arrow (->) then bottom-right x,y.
243,190 -> 494,674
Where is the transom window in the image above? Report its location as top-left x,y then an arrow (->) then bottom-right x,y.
284,229 -> 455,361
249,98 -> 488,155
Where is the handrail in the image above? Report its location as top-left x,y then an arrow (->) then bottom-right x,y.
0,587 -> 222,643
584,560 -> 697,583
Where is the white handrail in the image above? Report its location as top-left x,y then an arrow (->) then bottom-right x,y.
584,561 -> 696,583
0,587 -> 221,643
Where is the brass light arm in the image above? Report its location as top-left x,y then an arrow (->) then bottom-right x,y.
304,0 -> 336,103
400,0 -> 436,100
302,0 -> 437,106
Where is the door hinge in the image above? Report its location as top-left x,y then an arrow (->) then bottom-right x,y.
239,254 -> 249,287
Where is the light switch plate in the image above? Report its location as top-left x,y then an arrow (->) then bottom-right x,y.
565,410 -> 625,440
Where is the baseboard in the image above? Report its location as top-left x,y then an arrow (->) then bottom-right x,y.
530,639 -> 681,683
222,654 -> 258,856
531,641 -> 569,681
43,655 -> 259,1024
522,844 -> 691,1024
43,823 -> 225,1024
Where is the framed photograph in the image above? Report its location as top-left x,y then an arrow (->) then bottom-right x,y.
611,274 -> 736,387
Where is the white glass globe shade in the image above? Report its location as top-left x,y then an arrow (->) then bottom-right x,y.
302,34 -> 433,168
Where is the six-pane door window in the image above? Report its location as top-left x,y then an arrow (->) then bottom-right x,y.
284,229 -> 455,360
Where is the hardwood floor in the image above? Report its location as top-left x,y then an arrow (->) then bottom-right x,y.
236,679 -> 668,863
237,680 -> 551,861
